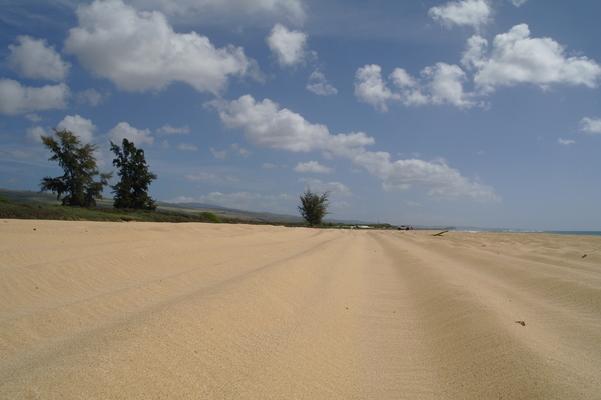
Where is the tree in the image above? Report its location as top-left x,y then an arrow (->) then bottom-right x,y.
298,189 -> 329,226
40,129 -> 110,207
110,138 -> 157,210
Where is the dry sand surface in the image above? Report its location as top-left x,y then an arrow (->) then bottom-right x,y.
1,219 -> 601,399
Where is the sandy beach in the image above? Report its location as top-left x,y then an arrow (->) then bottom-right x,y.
1,219 -> 600,399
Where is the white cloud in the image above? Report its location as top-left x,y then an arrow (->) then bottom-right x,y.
390,68 -> 417,88
510,0 -> 527,7
306,70 -> 337,96
65,0 -> 257,94
211,95 -> 497,201
210,147 -> 228,160
0,79 -> 69,115
377,158 -> 497,200
262,162 -> 278,169
26,126 -> 47,143
428,0 -> 491,30
424,63 -> 476,108
468,25 -> 601,92
423,63 -> 475,107
230,143 -> 250,157
354,64 -> 399,112
185,172 -> 219,182
8,36 -> 70,81
108,121 -> 154,145
356,63 -> 474,110
209,95 -> 374,153
176,143 -> 198,151
266,23 -> 307,67
461,35 -> 488,70
300,178 -> 351,196
209,143 -> 250,159
390,68 -> 430,106
129,0 -> 305,27
76,88 -> 105,106
25,113 -> 42,122
558,138 -> 575,145
157,124 -> 190,135
56,114 -> 96,143
183,171 -> 239,184
580,117 -> 601,135
294,161 -> 333,174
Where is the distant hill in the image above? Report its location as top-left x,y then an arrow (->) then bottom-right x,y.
156,201 -> 304,224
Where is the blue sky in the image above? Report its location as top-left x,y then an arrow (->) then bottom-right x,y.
1,0 -> 600,230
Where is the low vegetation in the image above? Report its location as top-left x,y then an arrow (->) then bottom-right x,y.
0,199 -> 221,223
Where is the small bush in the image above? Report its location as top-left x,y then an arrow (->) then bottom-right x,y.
199,212 -> 220,223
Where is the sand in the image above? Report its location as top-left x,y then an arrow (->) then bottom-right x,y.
1,220 -> 600,399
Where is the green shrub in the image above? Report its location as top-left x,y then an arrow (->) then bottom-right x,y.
298,189 -> 329,226
199,212 -> 220,223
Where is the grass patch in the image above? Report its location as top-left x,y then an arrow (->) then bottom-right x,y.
0,200 -> 226,223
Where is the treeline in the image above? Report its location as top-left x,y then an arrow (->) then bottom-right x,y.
41,130 -> 156,210
40,129 -> 332,227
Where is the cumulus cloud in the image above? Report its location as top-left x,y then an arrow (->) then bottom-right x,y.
157,124 -> 190,135
65,0 -> 258,94
25,113 -> 42,122
267,23 -> 308,66
428,0 -> 491,30
75,89 -> 106,106
359,24 -> 601,111
129,0 -> 305,27
300,178 -> 351,196
56,115 -> 96,143
185,172 -> 218,182
461,35 -> 488,70
306,70 -> 337,96
510,0 -> 527,6
26,126 -> 47,143
210,147 -> 227,160
211,95 -> 497,201
356,64 -> 474,111
0,79 -> 69,115
354,64 -> 399,112
423,63 -> 475,107
209,143 -> 250,159
108,122 -> 154,145
209,95 -> 374,153
231,143 -> 250,157
389,68 -> 430,106
176,143 -> 198,151
8,36 -> 70,81
558,138 -> 575,145
294,161 -> 333,174
466,24 -> 601,92
580,117 -> 601,135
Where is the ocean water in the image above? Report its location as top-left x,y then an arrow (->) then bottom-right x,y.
455,228 -> 601,236
547,231 -> 601,237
